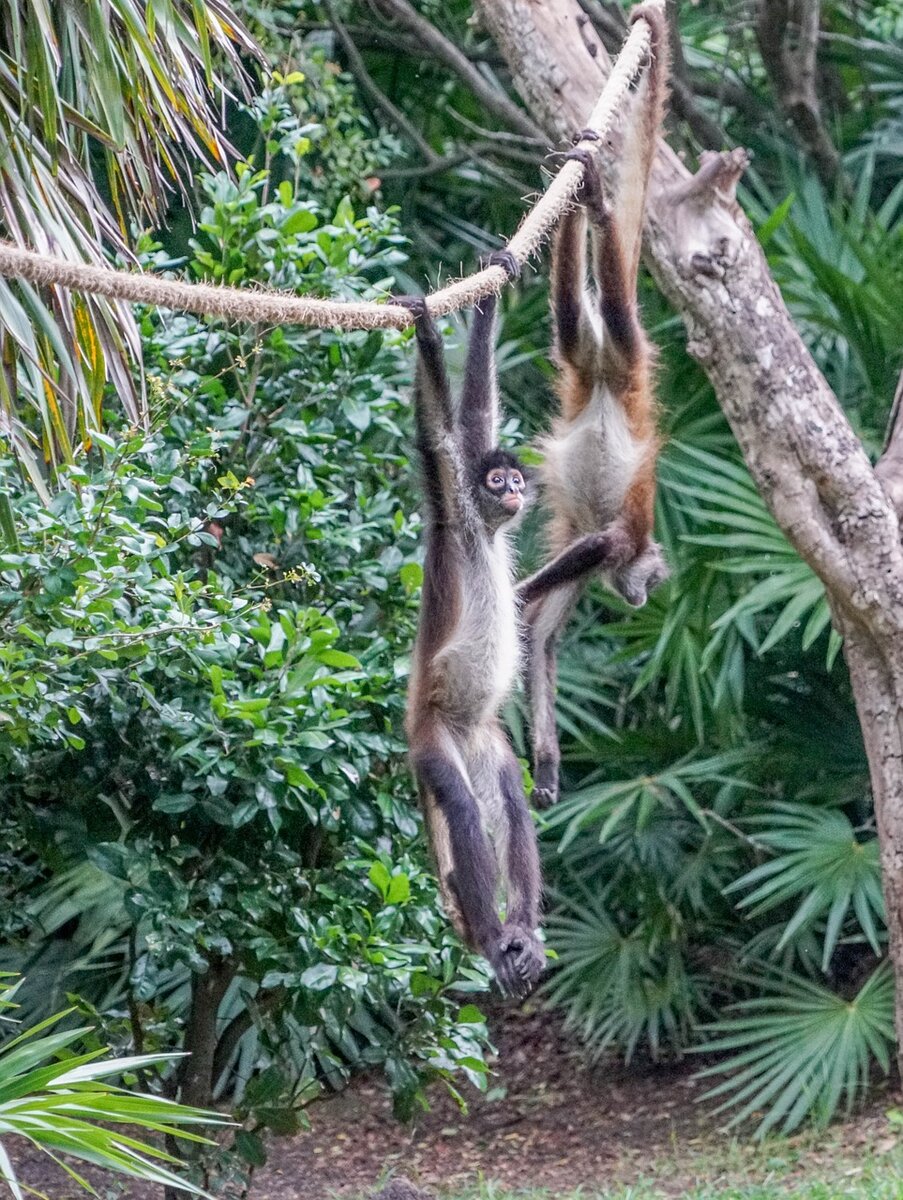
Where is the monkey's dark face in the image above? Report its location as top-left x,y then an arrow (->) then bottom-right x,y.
475,449 -> 528,531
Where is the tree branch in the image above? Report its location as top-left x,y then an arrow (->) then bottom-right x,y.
755,0 -> 843,190
370,0 -> 543,142
324,0 -> 436,163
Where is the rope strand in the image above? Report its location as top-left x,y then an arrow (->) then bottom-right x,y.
0,14 -> 653,332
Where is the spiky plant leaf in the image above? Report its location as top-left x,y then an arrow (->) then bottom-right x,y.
0,0 -> 259,473
543,884 -> 704,1062
0,981 -> 228,1198
696,962 -> 894,1136
727,802 -> 883,969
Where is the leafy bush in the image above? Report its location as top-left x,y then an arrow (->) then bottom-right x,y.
0,126 -> 490,1169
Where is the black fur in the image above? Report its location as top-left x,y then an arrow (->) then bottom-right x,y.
397,293 -> 545,999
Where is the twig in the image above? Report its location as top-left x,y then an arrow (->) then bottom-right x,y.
369,0 -> 542,141
447,106 -> 544,147
324,0 -> 436,163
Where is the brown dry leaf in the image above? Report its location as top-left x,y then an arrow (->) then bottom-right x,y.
253,552 -> 280,570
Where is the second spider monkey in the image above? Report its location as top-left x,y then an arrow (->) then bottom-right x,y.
397,258 -> 545,998
519,4 -> 670,808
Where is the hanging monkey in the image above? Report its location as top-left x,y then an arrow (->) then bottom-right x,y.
519,4 -> 670,809
397,263 -> 545,998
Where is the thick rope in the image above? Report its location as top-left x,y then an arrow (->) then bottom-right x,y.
0,15 -> 653,332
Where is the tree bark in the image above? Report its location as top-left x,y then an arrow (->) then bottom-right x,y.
477,0 -> 903,1067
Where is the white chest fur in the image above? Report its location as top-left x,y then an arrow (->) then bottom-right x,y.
542,385 -> 649,531
436,531 -> 519,723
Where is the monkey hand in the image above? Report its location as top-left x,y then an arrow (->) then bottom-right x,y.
492,923 -> 546,999
612,541 -> 670,607
482,249 -> 521,281
563,147 -> 608,215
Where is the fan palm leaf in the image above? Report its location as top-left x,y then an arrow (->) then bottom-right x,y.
696,962 -> 894,1136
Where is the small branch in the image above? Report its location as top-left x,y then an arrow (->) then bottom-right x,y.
664,0 -> 727,148
876,367 -> 903,526
755,0 -> 842,190
576,0 -> 625,43
692,75 -> 767,125
324,0 -> 436,163
370,0 -> 542,141
447,106 -> 544,147
295,20 -> 435,60
380,139 -> 538,180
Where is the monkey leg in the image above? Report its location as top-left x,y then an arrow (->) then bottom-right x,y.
517,526 -> 636,606
413,736 -> 529,995
495,746 -> 546,997
523,583 -> 579,809
466,728 -> 546,999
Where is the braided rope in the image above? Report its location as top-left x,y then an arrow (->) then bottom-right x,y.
0,14 -> 653,331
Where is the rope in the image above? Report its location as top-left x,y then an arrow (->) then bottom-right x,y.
0,14 -> 654,332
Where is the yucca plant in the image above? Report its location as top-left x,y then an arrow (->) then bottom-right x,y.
0,0 -> 259,489
0,977 -> 226,1198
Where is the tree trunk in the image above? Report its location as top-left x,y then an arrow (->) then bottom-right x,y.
841,618 -> 903,1046
478,0 -> 903,1068
178,957 -> 234,1109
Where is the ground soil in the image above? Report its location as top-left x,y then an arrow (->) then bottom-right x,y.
253,1000 -> 900,1199
8,1000 -> 903,1199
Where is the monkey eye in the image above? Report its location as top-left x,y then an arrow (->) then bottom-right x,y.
511,472 -> 524,490
488,473 -> 504,488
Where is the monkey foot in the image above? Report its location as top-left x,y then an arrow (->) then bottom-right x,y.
483,249 -> 521,281
393,294 -> 428,321
531,760 -> 560,809
612,541 -> 670,607
492,924 -> 546,999
572,128 -> 601,144
563,147 -> 608,214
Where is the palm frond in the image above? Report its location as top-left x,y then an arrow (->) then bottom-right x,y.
727,803 -> 883,969
696,961 -> 894,1136
0,0 -> 260,472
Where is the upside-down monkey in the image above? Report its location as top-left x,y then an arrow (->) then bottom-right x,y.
397,260 -> 545,998
519,4 -> 670,809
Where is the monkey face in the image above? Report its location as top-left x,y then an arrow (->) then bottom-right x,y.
475,448 -> 529,530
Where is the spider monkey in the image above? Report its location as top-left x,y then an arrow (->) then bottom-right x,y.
519,4 -> 670,809
397,259 -> 545,998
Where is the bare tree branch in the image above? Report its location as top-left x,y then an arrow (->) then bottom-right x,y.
369,0 -> 543,142
324,0 -> 436,163
756,0 -> 843,190
295,20 -> 440,61
378,139 -> 536,180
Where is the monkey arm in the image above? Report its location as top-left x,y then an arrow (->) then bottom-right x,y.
408,305 -> 456,446
459,291 -> 500,465
517,526 -> 635,606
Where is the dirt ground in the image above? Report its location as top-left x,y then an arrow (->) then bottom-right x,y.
253,1000 -> 901,1199
9,1000 -> 903,1199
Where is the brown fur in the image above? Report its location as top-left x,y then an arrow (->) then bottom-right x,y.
519,3 -> 671,809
